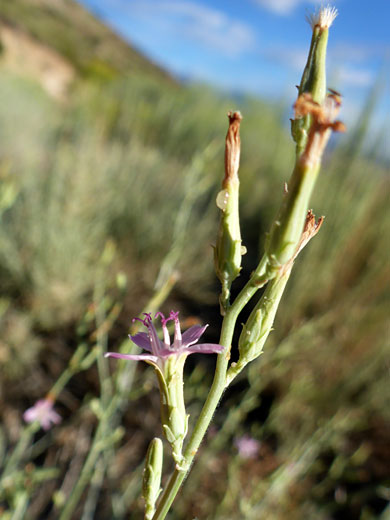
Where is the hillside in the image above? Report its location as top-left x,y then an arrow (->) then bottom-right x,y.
0,0 -> 174,95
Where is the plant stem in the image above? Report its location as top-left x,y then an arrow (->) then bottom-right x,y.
152,209 -> 323,518
10,491 -> 29,520
152,257 -> 269,519
60,275 -> 178,520
0,423 -> 38,488
58,398 -> 117,520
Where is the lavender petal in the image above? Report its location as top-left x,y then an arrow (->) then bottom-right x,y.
130,332 -> 152,352
186,343 -> 224,355
181,325 -> 208,347
104,352 -> 159,364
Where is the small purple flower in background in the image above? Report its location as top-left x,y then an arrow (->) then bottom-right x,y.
235,435 -> 260,459
23,398 -> 62,431
105,311 -> 224,370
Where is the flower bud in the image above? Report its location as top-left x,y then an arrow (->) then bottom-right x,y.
143,438 -> 163,520
238,268 -> 290,367
214,111 -> 244,311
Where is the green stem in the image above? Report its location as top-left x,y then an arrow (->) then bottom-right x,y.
152,13 -> 334,518
226,266 -> 292,385
82,456 -> 106,520
50,344 -> 88,398
0,423 -> 38,489
61,275 -> 177,520
151,319 -> 232,519
94,278 -> 113,409
152,257 -> 269,519
10,491 -> 29,520
58,398 -> 117,520
267,160 -> 320,266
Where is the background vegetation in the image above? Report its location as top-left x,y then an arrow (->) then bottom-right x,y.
0,1 -> 389,518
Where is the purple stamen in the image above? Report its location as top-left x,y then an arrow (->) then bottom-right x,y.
155,312 -> 171,345
172,312 -> 182,344
132,313 -> 153,327
155,311 -> 166,322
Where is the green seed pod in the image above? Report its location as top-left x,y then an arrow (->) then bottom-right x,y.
143,438 -> 163,520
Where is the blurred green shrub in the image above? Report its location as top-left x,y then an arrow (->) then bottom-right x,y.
0,72 -> 288,328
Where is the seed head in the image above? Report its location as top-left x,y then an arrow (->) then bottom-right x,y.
306,5 -> 338,30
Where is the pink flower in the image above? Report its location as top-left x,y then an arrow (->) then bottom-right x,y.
23,398 -> 62,431
235,435 -> 260,459
105,311 -> 223,464
105,311 -> 224,370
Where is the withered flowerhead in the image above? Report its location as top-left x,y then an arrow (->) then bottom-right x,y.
280,209 -> 324,275
295,92 -> 346,169
224,111 -> 242,186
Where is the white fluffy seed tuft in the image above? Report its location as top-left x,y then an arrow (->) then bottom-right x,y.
306,5 -> 338,29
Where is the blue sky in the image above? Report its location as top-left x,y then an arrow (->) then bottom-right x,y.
78,0 -> 389,134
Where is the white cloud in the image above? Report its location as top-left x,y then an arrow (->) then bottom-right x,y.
252,0 -> 323,16
263,45 -> 308,72
263,43 -> 376,88
128,0 -> 256,57
330,42 -> 388,63
336,66 -> 374,88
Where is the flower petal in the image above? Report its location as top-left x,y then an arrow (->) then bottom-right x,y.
104,352 -> 159,364
50,411 -> 62,425
41,417 -> 53,431
181,325 -> 208,347
153,347 -> 177,359
186,343 -> 224,355
23,399 -> 61,431
23,407 -> 37,422
129,332 -> 153,352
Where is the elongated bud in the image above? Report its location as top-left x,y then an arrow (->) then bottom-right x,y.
238,269 -> 289,366
292,5 -> 337,156
143,437 -> 163,520
214,111 -> 244,311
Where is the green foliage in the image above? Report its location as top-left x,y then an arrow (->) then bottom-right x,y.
0,71 -> 287,328
0,43 -> 388,519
